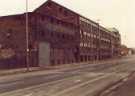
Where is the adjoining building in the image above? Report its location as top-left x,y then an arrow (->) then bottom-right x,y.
0,0 -> 121,69
120,45 -> 135,56
108,28 -> 121,57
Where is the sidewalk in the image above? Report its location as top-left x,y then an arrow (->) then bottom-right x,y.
0,61 -> 90,76
0,67 -> 42,76
0,57 -> 123,76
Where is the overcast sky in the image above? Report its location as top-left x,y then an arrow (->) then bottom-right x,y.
0,0 -> 135,48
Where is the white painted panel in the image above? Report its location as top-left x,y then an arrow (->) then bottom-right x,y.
39,42 -> 50,66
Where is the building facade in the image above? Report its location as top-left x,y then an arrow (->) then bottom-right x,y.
0,0 -> 121,69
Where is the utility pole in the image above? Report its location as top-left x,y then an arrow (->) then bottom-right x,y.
26,0 -> 30,71
97,19 -> 100,61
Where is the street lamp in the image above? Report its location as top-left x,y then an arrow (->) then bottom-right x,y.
26,0 -> 30,71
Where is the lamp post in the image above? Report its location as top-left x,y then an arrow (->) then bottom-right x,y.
96,19 -> 100,61
26,0 -> 30,71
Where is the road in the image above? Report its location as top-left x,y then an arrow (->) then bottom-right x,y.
0,55 -> 135,96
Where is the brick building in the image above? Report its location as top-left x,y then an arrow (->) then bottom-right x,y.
108,28 -> 121,57
0,0 -> 121,69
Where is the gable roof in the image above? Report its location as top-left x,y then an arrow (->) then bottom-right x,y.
34,0 -> 98,25
0,0 -> 118,35
0,0 -> 98,26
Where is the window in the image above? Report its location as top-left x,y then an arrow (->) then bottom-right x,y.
62,34 -> 65,39
51,32 -> 54,37
80,42 -> 83,47
57,60 -> 60,64
64,10 -> 68,16
59,8 -> 63,12
57,33 -> 60,38
84,32 -> 87,36
57,20 -> 60,25
80,30 -> 82,34
41,15 -> 44,21
51,60 -> 55,65
48,2 -> 52,7
6,29 -> 12,38
29,44 -> 33,49
51,18 -> 54,23
40,31 -> 45,36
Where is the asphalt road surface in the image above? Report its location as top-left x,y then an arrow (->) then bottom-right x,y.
0,55 -> 135,96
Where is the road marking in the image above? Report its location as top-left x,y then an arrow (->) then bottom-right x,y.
75,79 -> 81,83
24,93 -> 33,96
52,74 -> 110,96
0,72 -> 103,96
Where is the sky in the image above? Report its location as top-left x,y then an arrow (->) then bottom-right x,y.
0,0 -> 135,48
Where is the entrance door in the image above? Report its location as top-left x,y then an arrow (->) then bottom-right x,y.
39,42 -> 50,67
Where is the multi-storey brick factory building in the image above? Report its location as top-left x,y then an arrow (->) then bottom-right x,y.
0,0 -> 121,69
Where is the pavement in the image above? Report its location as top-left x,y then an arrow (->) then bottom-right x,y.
0,57 -> 123,76
0,55 -> 135,96
0,61 -> 104,76
0,67 -> 40,76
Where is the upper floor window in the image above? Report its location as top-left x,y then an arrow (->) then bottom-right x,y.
41,31 -> 45,36
6,29 -> 12,38
59,7 -> 63,12
50,18 -> 54,23
62,34 -> 65,39
48,2 -> 52,7
64,10 -> 68,16
57,20 -> 60,25
41,15 -> 44,21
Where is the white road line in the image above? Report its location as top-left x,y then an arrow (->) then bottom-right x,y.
52,74 -> 110,96
0,72 -> 104,96
75,79 -> 81,83
24,93 -> 33,96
